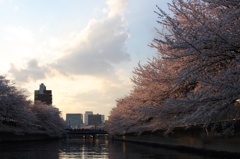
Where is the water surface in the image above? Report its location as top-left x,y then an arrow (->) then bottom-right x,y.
0,138 -> 218,159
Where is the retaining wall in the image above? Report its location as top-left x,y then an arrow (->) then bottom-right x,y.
113,126 -> 240,155
0,132 -> 62,143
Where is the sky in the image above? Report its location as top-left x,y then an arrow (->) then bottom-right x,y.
0,0 -> 170,120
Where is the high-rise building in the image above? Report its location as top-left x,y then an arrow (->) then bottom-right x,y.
34,83 -> 52,105
88,114 -> 104,126
66,113 -> 83,129
84,111 -> 93,125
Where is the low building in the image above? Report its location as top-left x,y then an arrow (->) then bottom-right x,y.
88,114 -> 104,126
84,111 -> 93,125
66,113 -> 83,129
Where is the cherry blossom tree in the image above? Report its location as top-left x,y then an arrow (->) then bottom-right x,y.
31,101 -> 66,136
0,76 -> 65,136
0,76 -> 36,128
151,0 -> 240,126
108,58 -> 179,134
108,0 -> 240,135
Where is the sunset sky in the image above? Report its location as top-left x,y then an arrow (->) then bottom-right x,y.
0,0 -> 170,120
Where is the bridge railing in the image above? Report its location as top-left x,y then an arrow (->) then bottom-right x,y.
64,128 -> 108,135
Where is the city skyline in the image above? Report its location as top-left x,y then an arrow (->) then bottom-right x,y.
0,0 -> 171,119
66,111 -> 104,128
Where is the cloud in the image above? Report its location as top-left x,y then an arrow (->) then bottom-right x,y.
53,0 -> 130,77
9,59 -> 50,82
53,15 -> 130,76
8,0 -> 131,82
104,0 -> 128,16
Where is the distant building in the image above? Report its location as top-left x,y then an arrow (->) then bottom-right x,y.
88,114 -> 104,126
34,83 -> 52,105
66,113 -> 83,129
101,115 -> 105,124
84,111 -> 93,125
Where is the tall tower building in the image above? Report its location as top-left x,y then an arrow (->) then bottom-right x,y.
84,111 -> 93,125
34,83 -> 52,105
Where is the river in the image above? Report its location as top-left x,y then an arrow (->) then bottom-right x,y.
0,138 -> 219,159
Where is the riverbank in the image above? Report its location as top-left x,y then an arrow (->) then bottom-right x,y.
113,126 -> 240,157
0,132 -> 61,143
0,127 -> 63,143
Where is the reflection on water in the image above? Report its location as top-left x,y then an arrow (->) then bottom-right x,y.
60,138 -> 109,159
0,138 -> 218,159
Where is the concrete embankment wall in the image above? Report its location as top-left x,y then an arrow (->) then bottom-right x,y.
0,132 -> 61,143
113,127 -> 240,155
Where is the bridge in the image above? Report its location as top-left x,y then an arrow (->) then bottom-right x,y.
65,129 -> 108,135
64,129 -> 109,139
